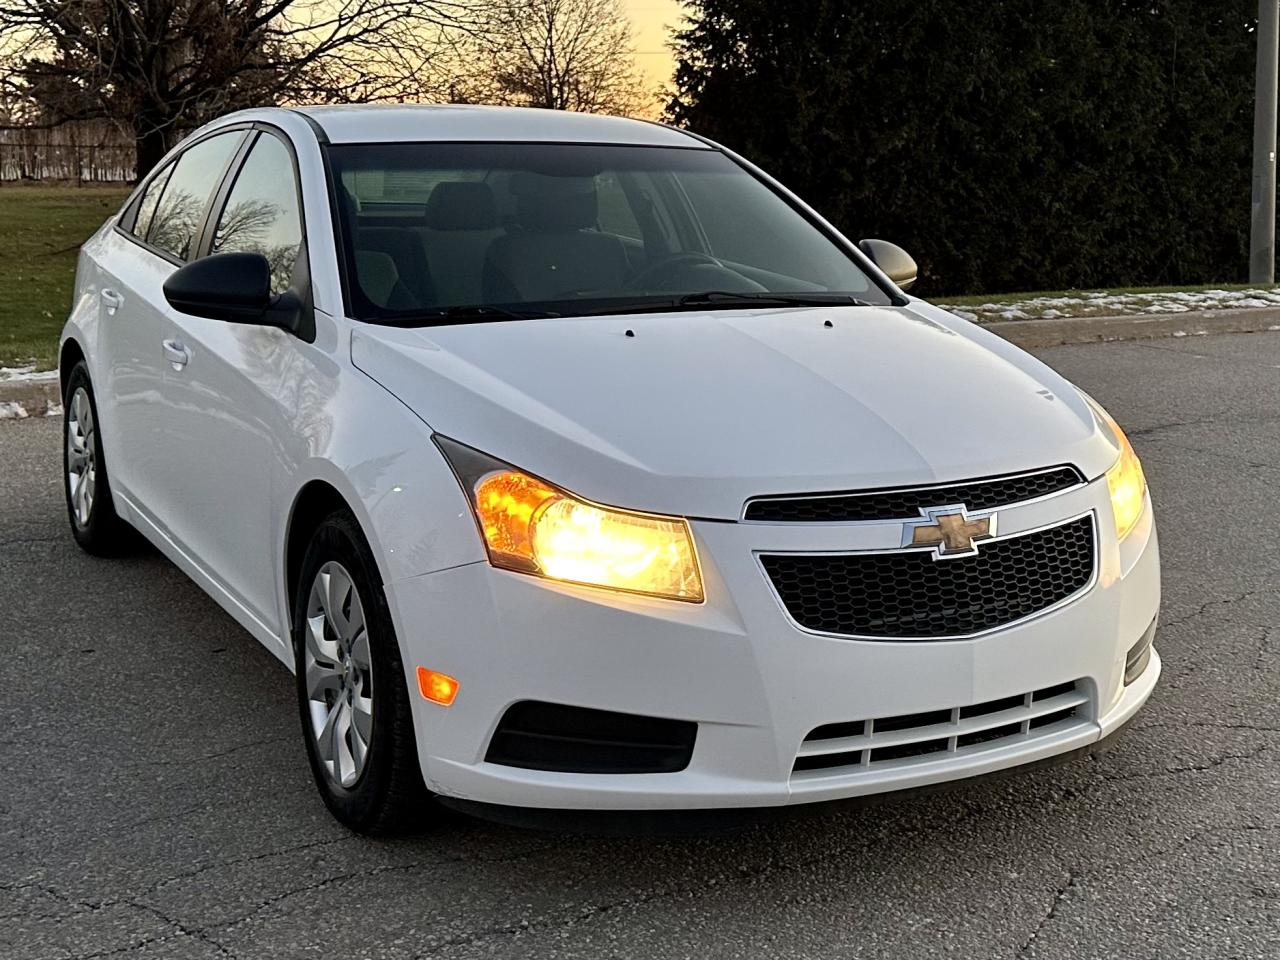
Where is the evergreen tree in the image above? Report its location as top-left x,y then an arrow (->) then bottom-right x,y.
668,1 -> 1258,295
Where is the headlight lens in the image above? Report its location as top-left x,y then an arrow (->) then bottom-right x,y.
437,437 -> 704,602
1086,397 -> 1147,540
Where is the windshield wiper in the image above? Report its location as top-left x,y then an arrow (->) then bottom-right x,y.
676,291 -> 872,308
375,304 -> 560,327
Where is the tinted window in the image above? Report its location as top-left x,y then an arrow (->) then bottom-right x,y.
679,172 -> 857,288
212,133 -> 303,296
131,164 -> 173,239
328,142 -> 889,321
595,172 -> 643,241
147,132 -> 242,261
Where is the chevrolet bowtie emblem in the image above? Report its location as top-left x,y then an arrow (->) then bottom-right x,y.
902,505 -> 997,559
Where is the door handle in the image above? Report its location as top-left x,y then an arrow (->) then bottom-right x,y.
100,288 -> 123,315
162,338 -> 191,370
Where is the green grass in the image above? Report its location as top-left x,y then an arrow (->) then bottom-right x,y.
0,185 -> 130,369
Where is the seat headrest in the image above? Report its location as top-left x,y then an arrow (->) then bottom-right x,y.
510,172 -> 598,231
338,184 -> 361,218
354,250 -> 400,307
424,181 -> 498,231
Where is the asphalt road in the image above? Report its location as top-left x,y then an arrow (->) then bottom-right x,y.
4,332 -> 1280,960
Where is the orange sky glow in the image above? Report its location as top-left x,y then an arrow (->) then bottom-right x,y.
621,0 -> 683,108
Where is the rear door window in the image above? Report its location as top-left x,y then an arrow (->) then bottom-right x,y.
146,132 -> 243,261
130,164 -> 173,240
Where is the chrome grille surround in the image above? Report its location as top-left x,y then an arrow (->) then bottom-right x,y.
743,465 -> 1086,524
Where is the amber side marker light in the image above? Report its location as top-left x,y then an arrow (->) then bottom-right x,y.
417,667 -> 460,706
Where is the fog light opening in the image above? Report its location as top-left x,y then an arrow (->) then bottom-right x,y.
1124,619 -> 1157,686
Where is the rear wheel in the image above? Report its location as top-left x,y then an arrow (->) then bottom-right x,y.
63,361 -> 131,555
293,510 -> 432,833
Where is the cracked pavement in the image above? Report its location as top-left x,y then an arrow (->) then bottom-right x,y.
3,331 -> 1280,959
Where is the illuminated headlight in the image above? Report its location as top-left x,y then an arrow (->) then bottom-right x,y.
1084,396 -> 1148,541
435,436 -> 704,602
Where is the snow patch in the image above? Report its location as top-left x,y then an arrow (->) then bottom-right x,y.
0,364 -> 58,384
941,286 -> 1280,323
0,401 -> 30,420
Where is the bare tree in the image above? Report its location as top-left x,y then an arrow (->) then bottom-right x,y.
455,0 -> 643,115
0,0 -> 479,179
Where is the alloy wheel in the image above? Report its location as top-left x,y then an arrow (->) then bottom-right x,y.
303,561 -> 374,788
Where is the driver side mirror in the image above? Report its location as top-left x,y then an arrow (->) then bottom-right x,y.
858,239 -> 918,291
163,252 -> 279,324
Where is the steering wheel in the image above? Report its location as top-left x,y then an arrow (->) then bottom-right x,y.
623,252 -> 723,291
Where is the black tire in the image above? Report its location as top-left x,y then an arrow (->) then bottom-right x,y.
292,509 -> 432,834
63,361 -> 132,555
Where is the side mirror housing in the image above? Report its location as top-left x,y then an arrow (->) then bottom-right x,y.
858,239 -> 918,292
163,252 -> 281,325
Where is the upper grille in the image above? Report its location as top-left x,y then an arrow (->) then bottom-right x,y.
791,680 -> 1090,778
761,515 -> 1095,639
744,466 -> 1084,523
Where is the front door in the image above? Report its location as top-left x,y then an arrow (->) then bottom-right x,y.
158,130 -> 308,631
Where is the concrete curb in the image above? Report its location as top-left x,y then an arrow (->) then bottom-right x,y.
0,376 -> 60,420
983,306 -> 1280,349
2,306 -> 1278,417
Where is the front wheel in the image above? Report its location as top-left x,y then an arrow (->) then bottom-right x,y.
293,510 -> 432,833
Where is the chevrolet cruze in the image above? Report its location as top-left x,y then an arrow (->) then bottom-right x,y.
60,105 -> 1159,832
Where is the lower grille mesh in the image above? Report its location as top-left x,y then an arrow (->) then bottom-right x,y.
762,515 -> 1095,639
792,681 -> 1089,778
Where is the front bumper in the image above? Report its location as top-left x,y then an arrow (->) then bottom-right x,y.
385,478 -> 1160,810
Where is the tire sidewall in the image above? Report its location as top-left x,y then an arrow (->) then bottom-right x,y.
292,511 -> 419,830
63,362 -> 115,549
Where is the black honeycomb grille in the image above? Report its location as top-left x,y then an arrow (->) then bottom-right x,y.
761,516 -> 1095,639
744,466 -> 1084,523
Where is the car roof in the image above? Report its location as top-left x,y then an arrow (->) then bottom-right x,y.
287,104 -> 704,148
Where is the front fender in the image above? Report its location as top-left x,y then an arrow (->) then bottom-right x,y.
278,331 -> 487,601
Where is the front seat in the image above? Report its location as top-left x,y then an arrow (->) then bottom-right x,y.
421,181 -> 501,306
339,184 -> 434,312
483,173 -> 630,303
355,226 -> 434,310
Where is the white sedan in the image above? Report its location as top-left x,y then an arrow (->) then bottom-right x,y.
60,105 -> 1159,832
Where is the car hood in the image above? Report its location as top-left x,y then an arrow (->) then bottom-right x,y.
351,304 -> 1119,520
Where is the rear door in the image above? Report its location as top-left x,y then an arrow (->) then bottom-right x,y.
95,129 -> 247,525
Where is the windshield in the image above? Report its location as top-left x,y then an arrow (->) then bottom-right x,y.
326,142 -> 892,323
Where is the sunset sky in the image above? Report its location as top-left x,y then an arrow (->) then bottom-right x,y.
621,0 -> 684,100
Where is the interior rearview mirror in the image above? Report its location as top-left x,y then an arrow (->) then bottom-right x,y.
858,239 -> 918,292
163,252 -> 274,324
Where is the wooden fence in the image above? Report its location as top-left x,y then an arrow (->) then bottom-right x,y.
0,128 -> 134,183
